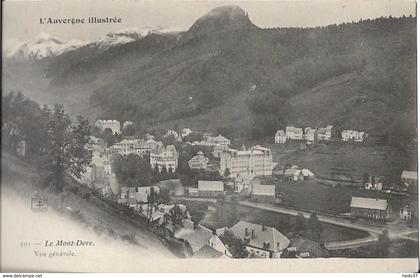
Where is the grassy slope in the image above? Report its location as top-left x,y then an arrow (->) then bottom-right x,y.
1,152 -> 174,257
268,140 -> 417,180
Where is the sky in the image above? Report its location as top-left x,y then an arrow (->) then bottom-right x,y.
3,0 -> 416,47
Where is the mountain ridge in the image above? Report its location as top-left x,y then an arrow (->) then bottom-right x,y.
3,11 -> 416,142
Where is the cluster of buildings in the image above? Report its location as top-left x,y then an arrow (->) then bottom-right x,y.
275,125 -> 333,144
164,128 -> 194,140
175,219 -> 232,258
185,179 -> 278,204
364,176 -> 383,191
79,142 -> 119,198
349,196 -> 416,222
79,122 -> 183,196
282,167 -> 315,182
118,185 -> 161,205
275,126 -> 370,144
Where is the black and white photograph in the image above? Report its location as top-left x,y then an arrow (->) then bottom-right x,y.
1,0 -> 418,273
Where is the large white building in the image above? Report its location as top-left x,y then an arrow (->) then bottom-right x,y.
110,139 -> 146,156
213,144 -> 229,158
342,130 -> 367,142
285,126 -> 303,140
274,130 -> 287,144
150,145 -> 178,172
206,135 -> 231,146
220,145 -> 273,178
317,125 -> 333,141
144,138 -> 164,153
304,127 -> 317,143
188,151 -> 209,170
95,120 -> 121,134
110,138 -> 163,157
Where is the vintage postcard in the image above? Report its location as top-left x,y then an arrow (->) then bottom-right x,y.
1,0 -> 418,273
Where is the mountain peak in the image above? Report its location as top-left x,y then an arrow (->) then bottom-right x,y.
6,33 -> 86,60
188,5 -> 258,36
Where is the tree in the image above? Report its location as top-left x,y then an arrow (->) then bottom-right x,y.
376,229 -> 390,257
169,205 -> 185,232
103,128 -> 116,147
224,168 -> 231,178
40,104 -> 92,191
220,230 -> 248,258
371,176 -> 376,186
305,212 -> 323,243
162,134 -> 177,146
362,172 -> 370,184
114,154 -> 152,187
294,213 -> 306,236
123,124 -> 135,136
2,91 -> 49,158
182,132 -> 203,143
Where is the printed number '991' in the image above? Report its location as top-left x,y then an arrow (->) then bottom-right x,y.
20,241 -> 31,248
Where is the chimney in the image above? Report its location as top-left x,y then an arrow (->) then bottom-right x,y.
251,229 -> 255,239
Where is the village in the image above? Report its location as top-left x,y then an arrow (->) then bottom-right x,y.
34,118 -> 413,259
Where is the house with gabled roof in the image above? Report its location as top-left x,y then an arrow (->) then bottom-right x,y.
401,170 -> 417,186
198,180 -> 224,198
174,219 -> 231,258
350,197 -> 390,220
250,184 -> 276,203
274,130 -> 286,144
228,220 -> 290,258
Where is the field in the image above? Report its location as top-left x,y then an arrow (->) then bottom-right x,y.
182,200 -> 369,243
267,140 -> 417,180
275,181 -> 411,219
329,239 -> 418,258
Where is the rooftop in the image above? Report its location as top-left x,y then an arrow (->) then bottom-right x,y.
229,220 -> 290,252
174,223 -> 213,253
192,244 -> 225,258
251,184 -> 275,196
350,197 -> 387,211
198,180 -> 224,192
401,170 -> 418,180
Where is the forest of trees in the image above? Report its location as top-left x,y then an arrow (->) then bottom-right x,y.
80,16 -> 416,145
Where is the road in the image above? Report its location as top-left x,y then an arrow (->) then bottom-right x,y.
239,200 -> 418,250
